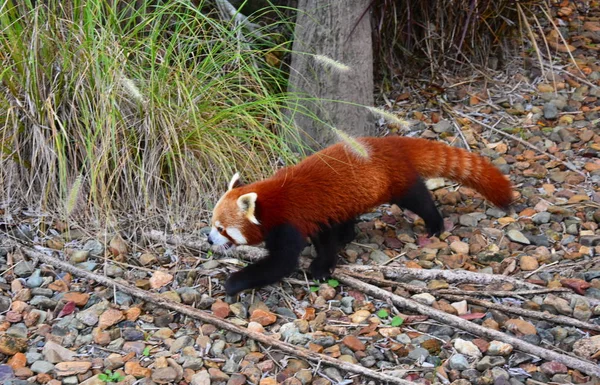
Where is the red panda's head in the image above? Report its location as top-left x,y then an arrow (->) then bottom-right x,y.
208,173 -> 262,247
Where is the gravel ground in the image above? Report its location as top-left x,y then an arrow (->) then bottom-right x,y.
1,2 -> 600,385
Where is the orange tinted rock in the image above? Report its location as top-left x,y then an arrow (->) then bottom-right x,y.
98,308 -> 124,329
342,335 -> 365,352
211,300 -> 230,319
125,361 -> 152,378
63,292 -> 90,306
250,309 -> 277,326
7,352 -> 27,369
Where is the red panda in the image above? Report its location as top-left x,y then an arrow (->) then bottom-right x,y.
208,136 -> 513,296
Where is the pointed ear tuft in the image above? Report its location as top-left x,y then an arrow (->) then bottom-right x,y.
237,192 -> 259,225
228,172 -> 242,191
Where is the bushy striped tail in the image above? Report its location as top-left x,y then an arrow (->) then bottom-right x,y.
405,138 -> 513,208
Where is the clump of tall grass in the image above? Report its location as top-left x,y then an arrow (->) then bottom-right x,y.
0,0 -> 301,228
371,0 -> 544,77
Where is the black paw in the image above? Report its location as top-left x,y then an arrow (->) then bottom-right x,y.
427,218 -> 445,237
310,259 -> 335,281
224,272 -> 250,296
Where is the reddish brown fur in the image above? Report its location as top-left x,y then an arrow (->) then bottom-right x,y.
213,136 -> 512,244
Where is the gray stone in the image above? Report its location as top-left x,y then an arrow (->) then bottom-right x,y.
408,347 -> 429,361
486,208 -> 506,218
543,103 -> 559,120
6,323 -> 28,339
106,264 -> 124,277
221,359 -> 238,373
178,288 -> 200,305
323,367 -> 343,383
122,328 -> 144,341
83,239 -> 104,257
225,331 -> 242,344
360,356 -> 377,367
31,360 -> 54,374
182,358 -> 204,371
369,250 -> 389,263
26,269 -> 43,288
288,332 -> 310,345
0,296 -> 11,313
29,295 -> 57,310
448,354 -> 470,370
31,288 -> 53,297
26,351 -> 43,364
312,335 -> 336,347
433,120 -> 453,133
170,336 -> 194,353
507,229 -> 530,245
532,212 -> 551,224
476,356 -> 506,371
275,307 -> 297,319
107,338 -> 125,351
210,339 -> 226,356
459,214 -> 480,227
77,262 -> 98,271
13,259 -> 34,277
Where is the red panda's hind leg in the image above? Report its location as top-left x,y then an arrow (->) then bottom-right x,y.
393,177 -> 444,236
224,223 -> 306,296
309,220 -> 356,280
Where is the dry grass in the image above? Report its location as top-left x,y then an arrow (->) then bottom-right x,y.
371,0 -> 545,79
0,0 -> 303,229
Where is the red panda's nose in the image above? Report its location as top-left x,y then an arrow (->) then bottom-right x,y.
207,236 -> 214,245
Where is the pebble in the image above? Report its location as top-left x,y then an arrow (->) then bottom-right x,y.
30,360 -> 54,374
411,293 -> 436,305
191,370 -> 211,385
0,365 -> 14,382
29,296 -> 57,309
543,102 -> 559,120
25,269 -> 43,288
476,355 -> 506,371
507,229 -> 530,244
449,354 -> 470,370
454,339 -> 482,358
487,341 -> 513,356
459,214 -> 480,227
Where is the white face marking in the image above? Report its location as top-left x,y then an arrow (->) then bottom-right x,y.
226,227 -> 247,245
209,226 -> 230,246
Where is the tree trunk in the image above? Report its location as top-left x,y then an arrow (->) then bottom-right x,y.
287,0 -> 374,152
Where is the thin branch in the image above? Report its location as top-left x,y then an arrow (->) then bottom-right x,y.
340,265 -> 543,289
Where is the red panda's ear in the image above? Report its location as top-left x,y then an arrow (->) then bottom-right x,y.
228,172 -> 243,191
237,192 -> 259,225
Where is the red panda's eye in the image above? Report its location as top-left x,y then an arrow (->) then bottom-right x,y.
217,226 -> 225,234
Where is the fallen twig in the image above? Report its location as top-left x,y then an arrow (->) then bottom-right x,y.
342,270 -> 600,332
340,265 -> 543,289
17,243 -> 417,385
334,274 -> 600,378
341,269 -> 570,297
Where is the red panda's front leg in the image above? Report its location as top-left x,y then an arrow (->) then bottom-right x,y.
310,220 -> 356,280
224,223 -> 307,296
